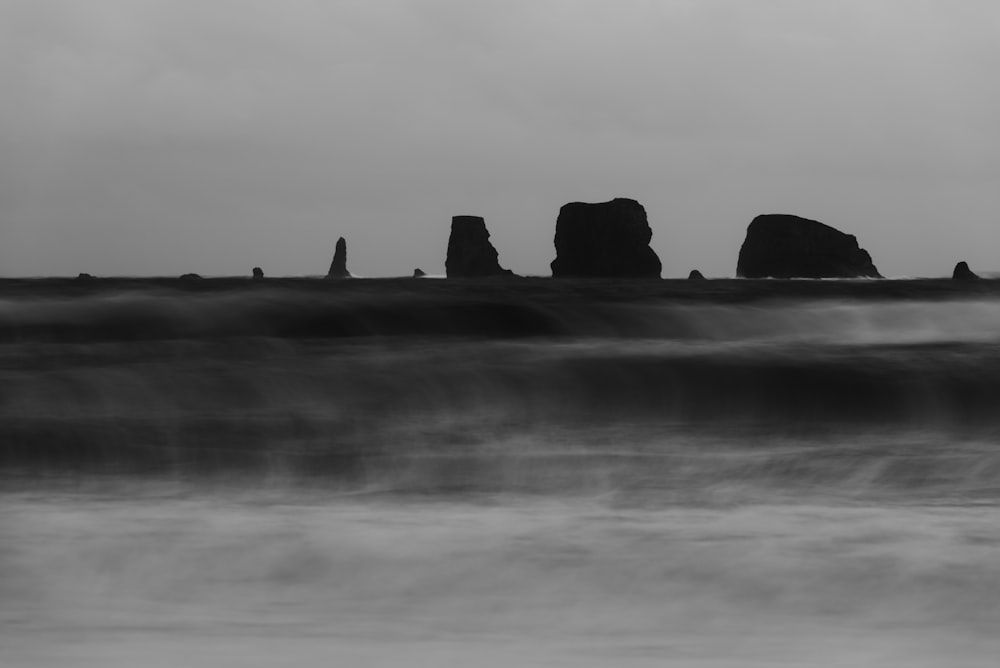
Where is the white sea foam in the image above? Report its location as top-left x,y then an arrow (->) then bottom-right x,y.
2,491 -> 999,667
632,299 -> 1000,345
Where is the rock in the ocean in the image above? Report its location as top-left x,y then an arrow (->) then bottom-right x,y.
252,267 -> 264,280
445,216 -> 513,278
688,270 -> 705,280
952,261 -> 979,281
76,273 -> 95,281
327,237 -> 351,278
179,273 -> 202,280
550,198 -> 661,278
413,268 -> 426,278
736,214 -> 881,279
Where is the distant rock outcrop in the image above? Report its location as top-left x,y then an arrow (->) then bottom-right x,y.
179,273 -> 202,280
550,198 -> 661,278
327,237 -> 351,278
736,214 -> 881,279
413,268 -> 426,278
76,273 -> 95,281
446,216 -> 513,278
952,261 -> 979,281
252,267 -> 264,280
688,270 -> 705,280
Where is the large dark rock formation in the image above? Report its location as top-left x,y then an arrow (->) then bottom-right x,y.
736,214 -> 881,279
327,237 -> 351,278
252,267 -> 264,280
446,216 -> 513,278
550,198 -> 661,278
952,261 -> 979,281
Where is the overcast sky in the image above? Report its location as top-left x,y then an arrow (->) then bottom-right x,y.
2,1 -> 998,277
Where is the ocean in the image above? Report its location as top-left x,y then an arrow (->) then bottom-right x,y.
2,277 -> 1000,666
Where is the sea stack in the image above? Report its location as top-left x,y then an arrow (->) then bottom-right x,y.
952,261 -> 979,281
327,237 -> 351,278
445,216 -> 513,278
413,268 -> 426,278
550,198 -> 661,278
736,214 -> 881,279
688,270 -> 705,280
252,267 -> 264,280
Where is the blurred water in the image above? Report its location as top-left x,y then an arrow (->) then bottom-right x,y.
3,490 -> 1000,667
3,278 -> 1000,665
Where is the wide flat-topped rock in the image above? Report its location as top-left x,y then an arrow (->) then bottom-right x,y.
446,216 -> 513,278
550,198 -> 661,278
736,214 -> 881,279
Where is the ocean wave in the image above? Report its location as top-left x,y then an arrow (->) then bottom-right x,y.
4,281 -> 1000,345
6,280 -> 1000,483
4,337 -> 1000,479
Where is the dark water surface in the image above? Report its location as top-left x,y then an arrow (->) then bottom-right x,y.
3,278 -> 1000,666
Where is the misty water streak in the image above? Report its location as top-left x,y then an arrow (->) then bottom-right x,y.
2,278 -> 1000,666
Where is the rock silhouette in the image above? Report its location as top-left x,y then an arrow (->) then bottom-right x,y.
327,237 -> 351,278
550,198 -> 661,278
252,267 -> 264,280
179,273 -> 202,280
952,261 -> 979,281
688,270 -> 705,280
736,214 -> 881,279
446,216 -> 513,278
76,273 -> 95,281
413,268 -> 426,278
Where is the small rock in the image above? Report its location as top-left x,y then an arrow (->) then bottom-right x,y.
252,267 -> 264,280
688,270 -> 705,280
327,237 -> 351,278
413,268 -> 426,278
952,261 -> 980,281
